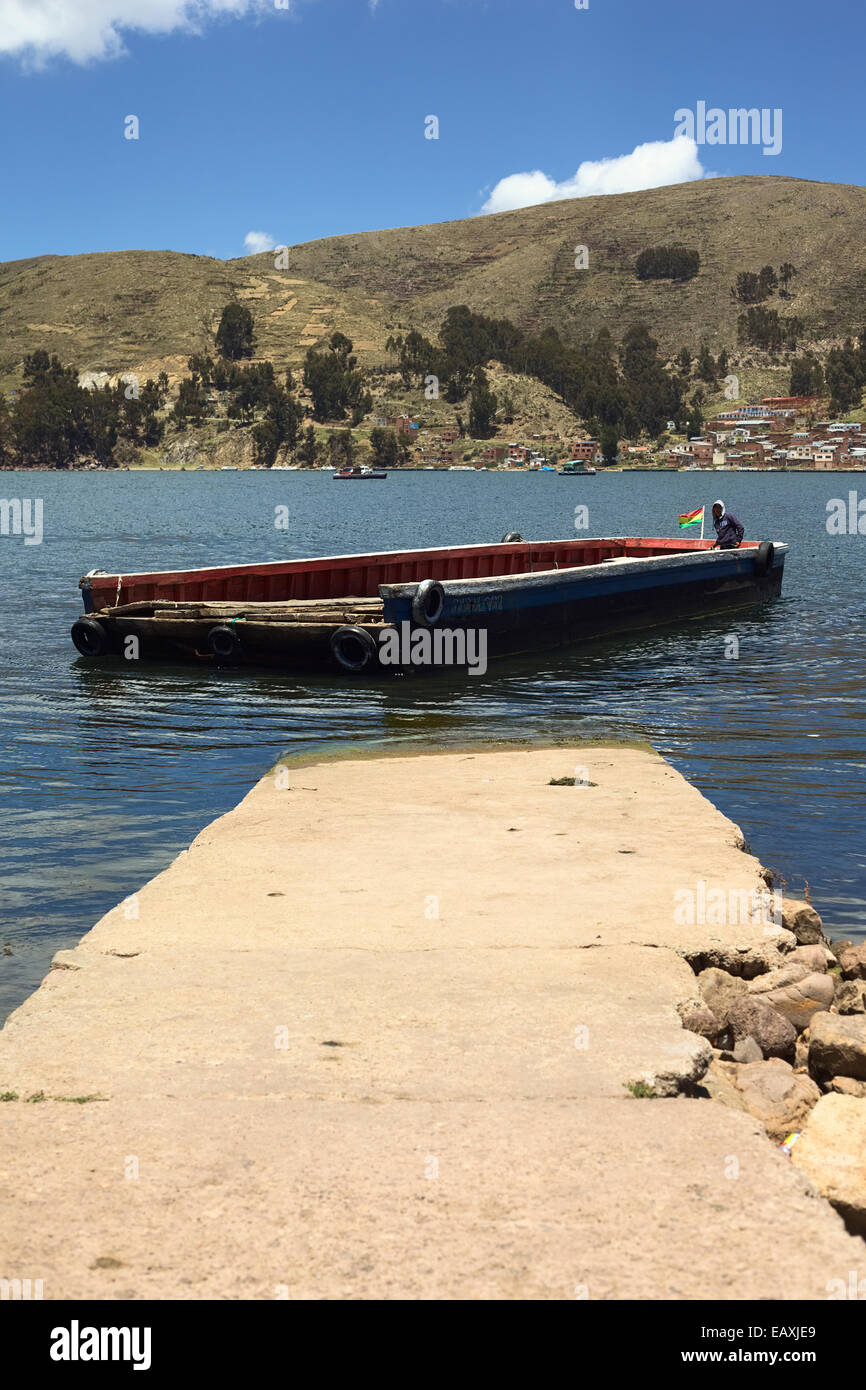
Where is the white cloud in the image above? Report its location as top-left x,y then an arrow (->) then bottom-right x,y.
0,0 -> 281,65
481,136 -> 707,214
244,230 -> 277,254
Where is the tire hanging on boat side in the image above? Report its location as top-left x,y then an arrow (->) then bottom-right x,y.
753,541 -> 775,575
71,616 -> 110,658
330,625 -> 379,673
208,624 -> 244,664
501,532 -> 522,543
411,579 -> 445,627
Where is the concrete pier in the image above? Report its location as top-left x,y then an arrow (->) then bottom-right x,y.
1,744 -> 862,1299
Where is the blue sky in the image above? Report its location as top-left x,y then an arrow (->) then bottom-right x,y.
0,0 -> 863,262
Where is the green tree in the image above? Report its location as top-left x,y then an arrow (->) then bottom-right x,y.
253,386 -> 304,466
468,368 -> 498,438
686,400 -> 704,437
696,344 -> 717,385
790,354 -> 824,396
369,427 -> 401,469
737,306 -> 801,351
620,324 -> 683,436
350,389 -> 373,427
12,356 -> 90,467
635,246 -> 700,281
758,266 -> 779,299
187,353 -> 215,386
599,426 -> 619,466
328,430 -> 355,469
731,271 -> 764,305
227,362 -> 277,422
825,341 -> 863,414
779,262 -> 796,297
215,303 -> 256,361
295,424 -> 320,468
303,333 -> 369,421
172,375 -> 208,428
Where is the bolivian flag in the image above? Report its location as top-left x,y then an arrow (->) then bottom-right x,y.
678,506 -> 704,529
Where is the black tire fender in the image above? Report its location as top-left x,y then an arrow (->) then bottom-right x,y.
330,625 -> 378,673
410,578 -> 445,627
754,541 -> 774,575
71,616 -> 110,657
208,624 -> 244,663
501,531 -> 522,543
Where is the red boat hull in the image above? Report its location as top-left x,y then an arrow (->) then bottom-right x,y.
81,536 -> 730,612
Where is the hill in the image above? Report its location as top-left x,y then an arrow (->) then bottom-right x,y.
1,176 -> 865,393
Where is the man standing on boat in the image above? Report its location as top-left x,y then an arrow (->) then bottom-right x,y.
711,499 -> 744,550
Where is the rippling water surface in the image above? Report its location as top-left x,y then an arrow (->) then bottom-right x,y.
1,469 -> 864,1020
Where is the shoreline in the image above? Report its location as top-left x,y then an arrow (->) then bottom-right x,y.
3,463 -> 866,473
1,743 -> 863,1298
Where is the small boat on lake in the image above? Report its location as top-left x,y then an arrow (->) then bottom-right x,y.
333,465 -> 387,480
558,460 -> 597,476
71,534 -> 788,677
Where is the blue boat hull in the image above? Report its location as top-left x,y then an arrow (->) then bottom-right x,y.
380,546 -> 786,661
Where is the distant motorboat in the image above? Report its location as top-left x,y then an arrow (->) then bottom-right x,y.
332,465 -> 387,480
557,460 -> 597,476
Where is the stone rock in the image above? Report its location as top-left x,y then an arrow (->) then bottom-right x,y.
833,979 -> 866,1015
839,944 -> 866,980
780,898 -> 824,946
790,1094 -> 866,1237
732,1036 -> 763,1064
677,997 -> 719,1042
685,937 -> 795,980
702,1058 -> 748,1111
828,938 -> 855,962
789,945 -> 829,973
697,967 -> 748,1026
827,1077 -> 866,1098
644,1033 -> 713,1097
794,1029 -> 810,1071
727,996 -> 797,1062
748,960 -> 811,993
704,1057 -> 820,1143
749,971 -> 834,1032
809,1014 -> 866,1082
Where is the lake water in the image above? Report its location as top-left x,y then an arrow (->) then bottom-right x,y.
1,468 -> 864,1022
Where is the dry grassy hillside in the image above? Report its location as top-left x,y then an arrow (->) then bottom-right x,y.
1,176 -> 864,392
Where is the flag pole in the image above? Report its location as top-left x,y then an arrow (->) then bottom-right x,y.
700,507 -> 705,541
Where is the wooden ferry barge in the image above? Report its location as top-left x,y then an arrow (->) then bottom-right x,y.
71,534 -> 787,675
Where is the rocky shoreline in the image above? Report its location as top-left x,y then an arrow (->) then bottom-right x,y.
678,895 -> 866,1236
